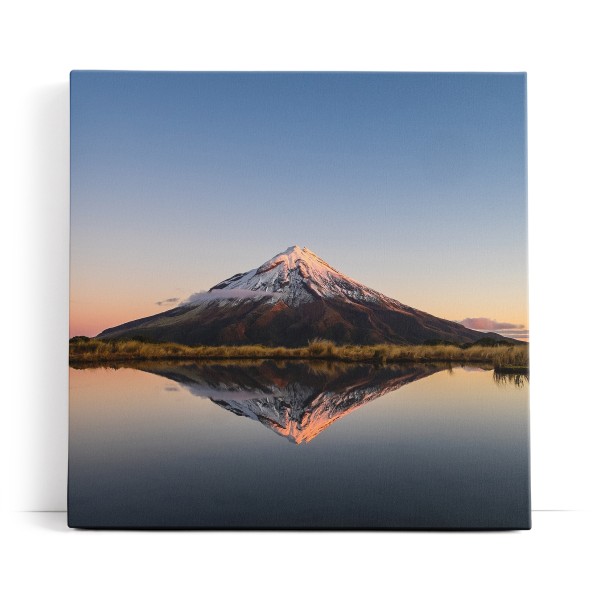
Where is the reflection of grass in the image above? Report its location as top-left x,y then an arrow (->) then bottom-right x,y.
70,338 -> 528,370
493,371 -> 529,387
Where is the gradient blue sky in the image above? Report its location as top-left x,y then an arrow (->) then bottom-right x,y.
70,72 -> 527,337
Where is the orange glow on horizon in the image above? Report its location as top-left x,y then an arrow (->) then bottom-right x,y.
69,303 -> 167,338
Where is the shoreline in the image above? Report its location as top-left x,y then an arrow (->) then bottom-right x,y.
69,339 -> 529,374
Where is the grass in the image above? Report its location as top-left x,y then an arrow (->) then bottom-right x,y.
69,337 -> 528,372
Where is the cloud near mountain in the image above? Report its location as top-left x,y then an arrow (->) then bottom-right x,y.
495,329 -> 529,340
156,297 -> 180,307
458,317 -> 524,331
182,289 -> 283,304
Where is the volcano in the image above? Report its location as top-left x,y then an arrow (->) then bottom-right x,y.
97,245 -> 510,346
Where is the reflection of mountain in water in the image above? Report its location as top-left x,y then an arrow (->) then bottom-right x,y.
142,361 -> 443,444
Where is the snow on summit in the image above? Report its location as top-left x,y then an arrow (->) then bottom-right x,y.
260,245 -> 340,275
206,245 -> 406,308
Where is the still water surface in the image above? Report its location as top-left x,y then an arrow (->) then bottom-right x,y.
69,361 -> 530,529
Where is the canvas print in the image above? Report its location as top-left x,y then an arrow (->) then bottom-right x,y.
69,71 -> 530,529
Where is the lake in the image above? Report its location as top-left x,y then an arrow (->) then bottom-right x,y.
68,361 -> 530,529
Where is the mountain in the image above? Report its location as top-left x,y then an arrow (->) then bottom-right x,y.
97,245 -> 510,346
140,361 -> 444,444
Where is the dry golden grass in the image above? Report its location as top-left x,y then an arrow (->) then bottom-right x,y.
69,338 -> 528,370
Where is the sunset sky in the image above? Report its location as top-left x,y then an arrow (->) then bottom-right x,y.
70,72 -> 527,340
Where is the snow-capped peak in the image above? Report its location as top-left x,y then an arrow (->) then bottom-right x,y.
208,245 -> 408,309
256,245 -> 343,279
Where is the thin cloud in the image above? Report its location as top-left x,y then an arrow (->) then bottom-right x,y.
182,289 -> 282,305
156,297 -> 180,307
459,318 -> 528,341
494,329 -> 529,339
459,317 -> 524,331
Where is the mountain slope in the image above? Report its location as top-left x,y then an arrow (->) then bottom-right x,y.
97,245 -> 510,346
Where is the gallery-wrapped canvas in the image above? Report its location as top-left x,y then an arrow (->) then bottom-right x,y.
69,71 -> 530,529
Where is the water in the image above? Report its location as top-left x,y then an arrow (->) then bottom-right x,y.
68,361 -> 530,529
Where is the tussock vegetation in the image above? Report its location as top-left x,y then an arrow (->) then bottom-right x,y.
69,337 -> 528,370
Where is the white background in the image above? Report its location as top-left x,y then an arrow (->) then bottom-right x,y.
1,1 -> 599,598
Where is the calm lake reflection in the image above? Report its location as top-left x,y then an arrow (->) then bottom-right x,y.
68,361 -> 530,529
